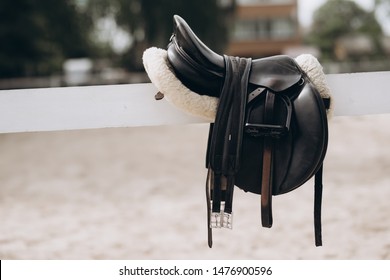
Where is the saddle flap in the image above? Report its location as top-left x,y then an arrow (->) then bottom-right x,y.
235,81 -> 328,195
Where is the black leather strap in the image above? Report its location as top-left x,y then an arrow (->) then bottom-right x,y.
314,165 -> 324,246
209,56 -> 251,191
261,91 -> 275,228
209,56 -> 251,175
206,55 -> 252,243
206,167 -> 213,248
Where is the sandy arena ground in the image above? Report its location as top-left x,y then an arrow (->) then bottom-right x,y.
0,114 -> 389,259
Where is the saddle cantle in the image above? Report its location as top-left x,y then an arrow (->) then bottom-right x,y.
145,15 -> 331,247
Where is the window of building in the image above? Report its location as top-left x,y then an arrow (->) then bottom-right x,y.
270,18 -> 295,39
232,17 -> 296,41
233,19 -> 258,41
238,0 -> 295,5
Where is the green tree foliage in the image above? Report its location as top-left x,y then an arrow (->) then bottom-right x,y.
307,0 -> 383,60
0,0 -> 93,78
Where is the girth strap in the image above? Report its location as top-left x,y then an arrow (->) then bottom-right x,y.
209,55 -> 252,176
261,91 -> 275,228
206,55 -> 252,247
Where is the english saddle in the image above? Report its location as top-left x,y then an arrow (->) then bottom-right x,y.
147,15 -> 330,247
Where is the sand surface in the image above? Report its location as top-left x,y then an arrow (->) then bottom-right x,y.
0,115 -> 389,259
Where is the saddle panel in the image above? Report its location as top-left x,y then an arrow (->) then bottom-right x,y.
168,15 -> 303,96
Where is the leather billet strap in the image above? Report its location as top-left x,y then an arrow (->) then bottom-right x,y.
314,165 -> 324,246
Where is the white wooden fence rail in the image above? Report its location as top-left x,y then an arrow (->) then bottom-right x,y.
1,71 -> 390,133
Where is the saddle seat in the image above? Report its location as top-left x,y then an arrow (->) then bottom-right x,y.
167,15 -> 302,97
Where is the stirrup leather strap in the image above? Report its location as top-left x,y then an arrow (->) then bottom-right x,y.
261,91 -> 275,228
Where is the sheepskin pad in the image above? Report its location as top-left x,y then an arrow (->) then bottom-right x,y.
143,47 -> 333,121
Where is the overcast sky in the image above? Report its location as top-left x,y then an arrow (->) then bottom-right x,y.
298,0 -> 377,27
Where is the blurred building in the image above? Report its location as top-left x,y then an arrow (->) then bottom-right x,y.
227,0 -> 301,57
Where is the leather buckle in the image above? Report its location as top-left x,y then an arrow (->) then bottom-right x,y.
210,212 -> 222,228
221,212 -> 233,229
209,202 -> 233,229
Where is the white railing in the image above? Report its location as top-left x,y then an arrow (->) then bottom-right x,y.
1,71 -> 390,134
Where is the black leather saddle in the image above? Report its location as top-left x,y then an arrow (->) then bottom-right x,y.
167,15 -> 329,247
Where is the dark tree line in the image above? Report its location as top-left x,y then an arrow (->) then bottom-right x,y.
0,0 -> 92,77
5,0 -> 385,78
0,0 -> 235,78
82,0 -> 235,70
